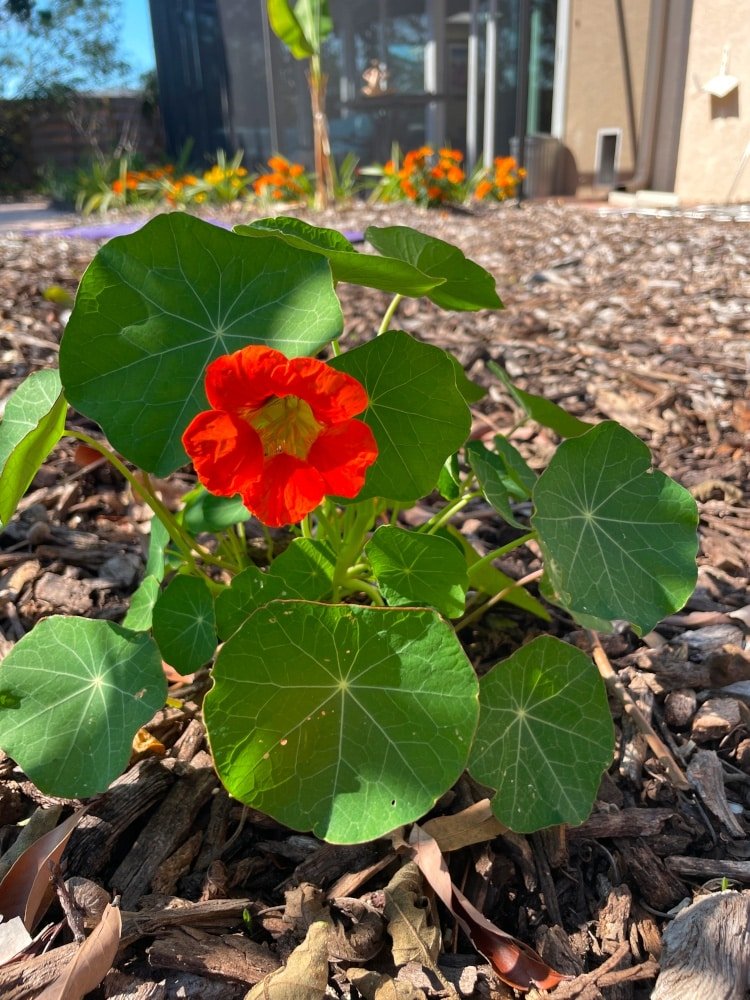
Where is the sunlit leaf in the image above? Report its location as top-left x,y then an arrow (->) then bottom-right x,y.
332,331 -> 471,501
466,440 -> 526,529
59,214 -> 342,475
468,636 -> 613,832
236,217 -> 443,297
0,370 -> 67,525
205,601 -> 479,842
532,421 -> 699,633
366,526 -> 467,618
0,617 -> 166,797
365,226 -> 502,311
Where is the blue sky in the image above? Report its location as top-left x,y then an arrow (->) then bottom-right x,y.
121,0 -> 157,85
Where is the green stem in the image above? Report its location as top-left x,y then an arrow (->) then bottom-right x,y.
468,532 -> 536,578
420,490 -> 482,535
301,514 -> 313,540
378,293 -> 403,335
65,430 -> 224,580
330,338 -> 342,357
342,578 -> 384,605
455,568 -> 544,632
332,499 -> 378,599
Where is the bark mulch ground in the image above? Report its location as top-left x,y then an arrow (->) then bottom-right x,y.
0,200 -> 748,999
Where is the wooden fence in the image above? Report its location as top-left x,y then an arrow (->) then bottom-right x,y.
0,93 -> 165,190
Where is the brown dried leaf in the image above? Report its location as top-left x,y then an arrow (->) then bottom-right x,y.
244,921 -> 329,1000
347,967 -> 426,999
36,902 -> 121,1000
408,825 -> 568,993
383,862 -> 440,968
0,808 -> 88,931
421,799 -> 507,852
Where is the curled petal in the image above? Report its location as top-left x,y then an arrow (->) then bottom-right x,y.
182,410 -> 263,497
284,357 -> 370,423
241,454 -> 326,527
205,346 -> 289,411
308,419 -> 378,497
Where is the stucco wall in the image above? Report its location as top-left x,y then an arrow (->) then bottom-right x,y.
673,0 -> 750,203
563,0 -> 650,185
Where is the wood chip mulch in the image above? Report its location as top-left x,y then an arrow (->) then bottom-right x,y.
0,200 -> 748,999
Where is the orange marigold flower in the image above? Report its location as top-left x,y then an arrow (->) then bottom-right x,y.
400,179 -> 417,199
267,155 -> 289,173
182,346 -> 378,526
384,160 -> 395,175
427,185 -> 442,201
474,179 -> 493,199
289,163 -> 305,177
447,166 -> 465,183
112,179 -> 124,194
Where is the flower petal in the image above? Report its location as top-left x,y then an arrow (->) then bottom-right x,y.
308,419 -> 378,497
182,410 -> 263,497
285,357 -> 370,423
204,346 -> 289,412
241,454 -> 325,527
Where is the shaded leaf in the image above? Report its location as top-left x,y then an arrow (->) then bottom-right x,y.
493,435 -> 536,497
215,538 -> 335,639
181,487 -> 250,534
449,353 -> 487,403
122,575 -> 161,632
331,331 -> 471,502
204,601 -> 478,843
152,576 -> 217,673
468,636 -> 614,832
531,421 -> 699,633
366,226 -> 502,311
0,809 -> 87,931
0,617 -> 166,798
246,921 -> 329,999
466,440 -> 526,528
409,825 -> 568,991
488,361 -> 592,438
59,214 -> 342,476
0,370 -> 67,526
366,525 -> 467,618
236,218 -> 443,297
37,903 -> 121,1000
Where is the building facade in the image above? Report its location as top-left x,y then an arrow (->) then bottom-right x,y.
149,0 -> 750,203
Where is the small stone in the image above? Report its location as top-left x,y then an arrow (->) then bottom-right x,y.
691,698 -> 742,742
664,689 -> 697,729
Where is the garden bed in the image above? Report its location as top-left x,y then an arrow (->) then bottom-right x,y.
0,200 -> 748,998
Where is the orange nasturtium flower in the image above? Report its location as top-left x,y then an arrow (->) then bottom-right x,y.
182,346 -> 378,527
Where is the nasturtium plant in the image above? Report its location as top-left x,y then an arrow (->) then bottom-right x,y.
0,213 -> 698,845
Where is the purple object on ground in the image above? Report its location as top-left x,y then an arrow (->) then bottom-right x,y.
44,218 -> 365,244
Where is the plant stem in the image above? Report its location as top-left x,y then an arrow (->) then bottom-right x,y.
454,568 -> 544,632
378,293 -> 403,335
341,578 -> 384,605
468,532 -> 536,577
65,429 -> 224,580
420,490 -> 482,535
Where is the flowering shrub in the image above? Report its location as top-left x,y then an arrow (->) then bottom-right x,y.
253,154 -> 314,203
474,156 -> 526,201
0,214 -> 698,855
372,145 -> 467,207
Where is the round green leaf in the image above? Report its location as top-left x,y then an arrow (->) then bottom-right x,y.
0,617 -> 166,798
365,226 -> 502,311
531,421 -> 699,634
468,635 -> 613,832
331,331 -> 471,501
59,213 -> 342,475
182,488 -> 251,535
204,601 -> 479,843
366,526 -> 467,618
0,369 -> 67,525
152,576 -> 217,672
236,218 -> 443,297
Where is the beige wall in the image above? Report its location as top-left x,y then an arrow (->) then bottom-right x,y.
562,0 -> 650,185
673,0 -> 750,203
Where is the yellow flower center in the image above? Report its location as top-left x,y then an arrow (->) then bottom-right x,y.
248,395 -> 322,459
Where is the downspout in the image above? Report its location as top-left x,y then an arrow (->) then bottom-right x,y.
614,0 -> 638,166
627,0 -> 668,191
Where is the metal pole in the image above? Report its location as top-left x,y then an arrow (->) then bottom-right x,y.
515,0 -> 531,200
615,0 -> 639,165
466,0 -> 480,167
261,2 -> 279,155
482,0 -> 498,167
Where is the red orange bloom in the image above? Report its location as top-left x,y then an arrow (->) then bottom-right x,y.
182,347 -> 378,527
